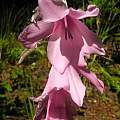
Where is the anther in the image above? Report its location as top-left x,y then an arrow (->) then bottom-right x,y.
65,28 -> 73,40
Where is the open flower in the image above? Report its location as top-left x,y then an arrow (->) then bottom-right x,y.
19,0 -> 105,119
31,65 -> 85,120
19,0 -> 105,73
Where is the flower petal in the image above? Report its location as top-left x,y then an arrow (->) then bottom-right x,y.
31,95 -> 48,120
32,65 -> 86,119
48,17 -> 89,73
68,66 -> 86,106
42,65 -> 86,107
46,89 -> 77,120
47,20 -> 70,74
42,66 -> 70,94
38,0 -> 69,22
76,21 -> 105,55
66,16 -> 86,67
18,21 -> 53,48
78,67 -> 104,93
69,5 -> 99,19
77,22 -> 105,66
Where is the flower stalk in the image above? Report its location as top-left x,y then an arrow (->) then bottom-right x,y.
18,0 -> 105,119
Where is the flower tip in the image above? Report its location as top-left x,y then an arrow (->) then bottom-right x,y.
87,5 -> 97,11
100,88 -> 104,94
87,4 -> 99,16
29,97 -> 37,102
18,34 -> 22,41
100,48 -> 106,55
98,80 -> 104,93
95,8 -> 100,16
29,96 -> 42,102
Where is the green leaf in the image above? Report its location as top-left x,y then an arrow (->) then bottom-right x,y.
1,81 -> 12,92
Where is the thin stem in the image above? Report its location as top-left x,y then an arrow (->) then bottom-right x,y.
82,0 -> 85,10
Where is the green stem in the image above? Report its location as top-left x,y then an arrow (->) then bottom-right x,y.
82,0 -> 85,10
91,55 -> 97,65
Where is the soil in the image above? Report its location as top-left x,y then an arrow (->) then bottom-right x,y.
75,88 -> 120,120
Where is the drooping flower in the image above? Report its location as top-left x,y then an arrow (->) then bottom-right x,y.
31,65 -> 85,120
19,0 -> 105,119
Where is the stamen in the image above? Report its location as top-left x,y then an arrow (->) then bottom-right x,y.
68,30 -> 73,39
65,28 -> 73,40
65,28 -> 68,40
64,17 -> 73,40
64,17 -> 68,28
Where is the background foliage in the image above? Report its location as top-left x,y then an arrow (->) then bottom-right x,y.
0,0 -> 120,119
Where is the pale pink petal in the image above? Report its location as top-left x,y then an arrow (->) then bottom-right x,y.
42,65 -> 85,107
68,66 -> 86,106
42,66 -> 70,94
18,21 -> 53,48
78,67 -> 104,93
47,37 -> 70,74
76,20 -> 105,55
38,0 -> 69,22
69,5 -> 99,19
47,20 -> 71,74
81,36 -> 105,56
67,18 -> 105,67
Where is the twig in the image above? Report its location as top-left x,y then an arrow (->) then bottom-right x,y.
17,48 -> 35,65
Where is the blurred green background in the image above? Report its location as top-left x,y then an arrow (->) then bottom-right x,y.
0,0 -> 120,120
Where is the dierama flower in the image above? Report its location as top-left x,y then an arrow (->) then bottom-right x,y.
19,0 -> 105,119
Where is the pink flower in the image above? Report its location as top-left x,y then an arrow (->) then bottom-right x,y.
19,0 -> 105,119
31,65 -> 85,120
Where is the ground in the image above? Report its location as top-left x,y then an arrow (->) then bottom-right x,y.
75,88 -> 120,120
